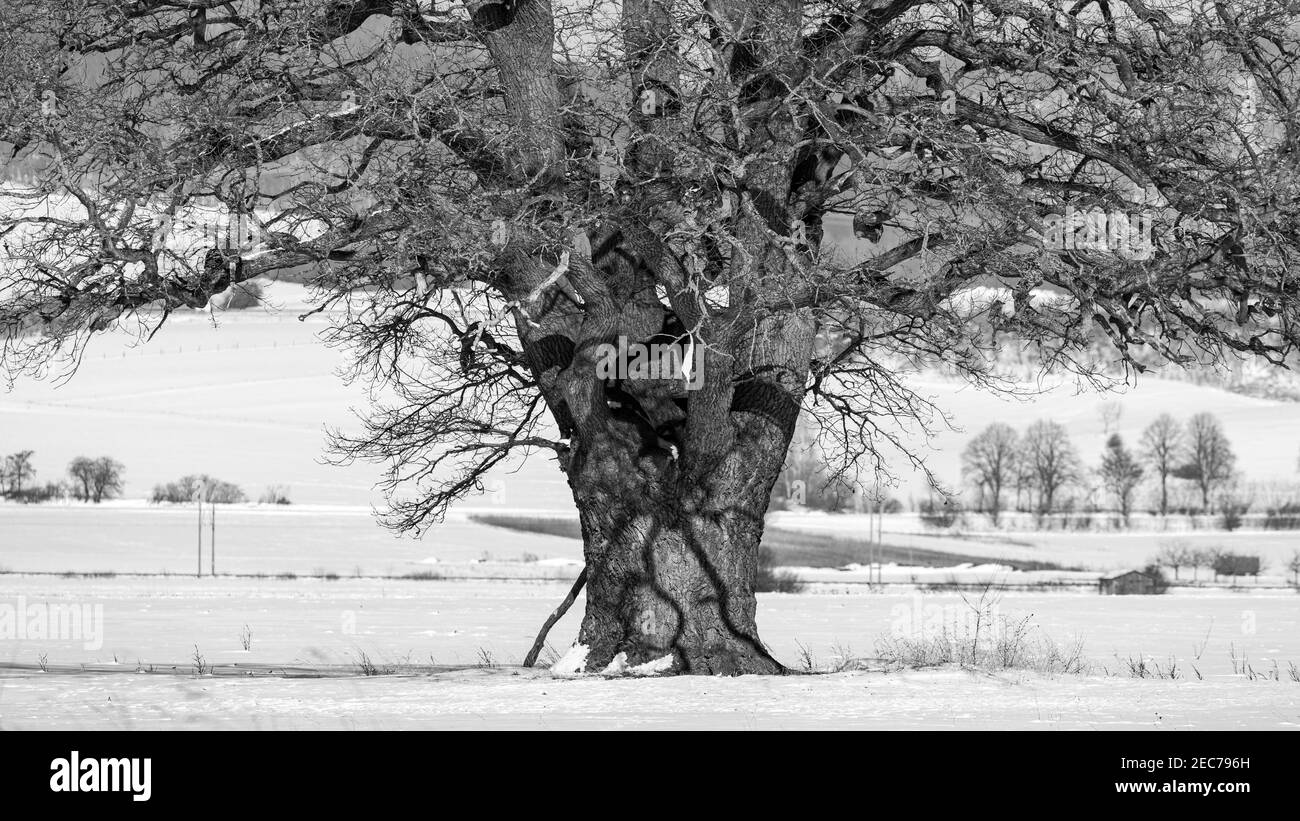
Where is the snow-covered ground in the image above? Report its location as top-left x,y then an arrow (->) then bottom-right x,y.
4,666 -> 1297,730
3,575 -> 1297,670
1,574 -> 1297,729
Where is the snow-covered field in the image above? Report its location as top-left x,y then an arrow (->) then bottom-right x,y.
4,302 -> 1300,511
1,573 -> 1297,729
2,503 -> 1297,731
770,511 -> 1300,575
0,307 -> 573,509
5,502 -> 1298,579
0,503 -> 583,575
3,301 -> 1300,729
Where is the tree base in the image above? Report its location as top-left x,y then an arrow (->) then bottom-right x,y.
551,641 -> 784,677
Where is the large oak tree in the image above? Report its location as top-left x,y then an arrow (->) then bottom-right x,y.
2,1 -> 1299,674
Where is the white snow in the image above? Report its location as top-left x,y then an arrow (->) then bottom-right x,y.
1,667 -> 1296,730
597,652 -> 672,676
550,643 -> 590,677
628,654 -> 676,676
600,652 -> 628,675
0,574 -> 1297,729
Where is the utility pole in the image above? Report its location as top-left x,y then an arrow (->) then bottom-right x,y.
868,494 -> 878,587
877,496 -> 882,585
878,494 -> 883,545
195,478 -> 210,578
210,502 -> 216,577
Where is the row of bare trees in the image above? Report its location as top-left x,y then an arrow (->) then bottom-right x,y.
1154,543 -> 1300,585
962,413 -> 1240,522
1141,413 -> 1238,515
960,420 -> 1082,520
2,447 -> 294,506
0,450 -> 123,503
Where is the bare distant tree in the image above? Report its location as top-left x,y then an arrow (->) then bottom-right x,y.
3,1 -> 1300,673
1023,421 -> 1081,515
3,450 -> 36,495
88,457 -> 124,503
1156,540 -> 1191,580
66,456 -> 95,502
772,419 -> 861,512
1287,550 -> 1300,586
1140,414 -> 1184,517
1175,413 -> 1237,512
152,474 -> 243,504
775,421 -> 819,508
1012,452 -> 1036,513
961,423 -> 1018,524
69,455 -> 123,503
1189,547 -> 1218,583
1099,433 -> 1143,522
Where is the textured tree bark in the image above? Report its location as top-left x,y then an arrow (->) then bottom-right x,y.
565,443 -> 784,676
553,312 -> 814,676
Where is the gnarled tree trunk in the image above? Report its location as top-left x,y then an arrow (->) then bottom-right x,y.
546,310 -> 813,676
567,448 -> 782,675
